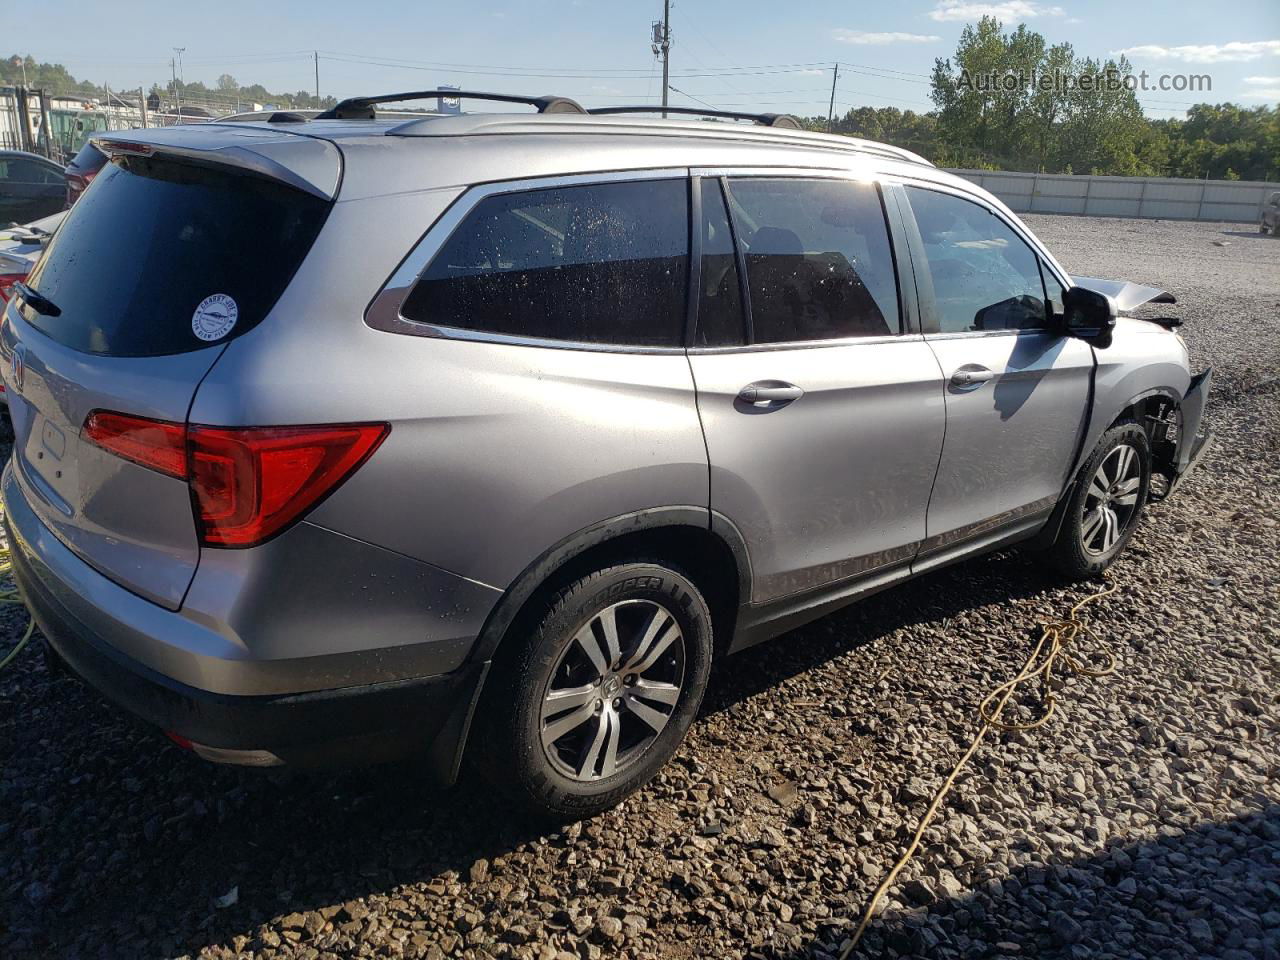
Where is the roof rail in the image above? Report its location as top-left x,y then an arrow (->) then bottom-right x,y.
588,105 -> 803,129
316,90 -> 587,120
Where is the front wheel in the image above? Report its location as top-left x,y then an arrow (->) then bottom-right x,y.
474,561 -> 713,821
1041,421 -> 1151,579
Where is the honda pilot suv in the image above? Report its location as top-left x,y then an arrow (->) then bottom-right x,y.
0,92 -> 1210,819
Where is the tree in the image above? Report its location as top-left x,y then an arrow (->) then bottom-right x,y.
217,73 -> 239,92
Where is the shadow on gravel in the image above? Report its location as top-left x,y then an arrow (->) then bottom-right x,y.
772,803 -> 1280,960
700,551 -> 1061,718
1,548 -> 1065,959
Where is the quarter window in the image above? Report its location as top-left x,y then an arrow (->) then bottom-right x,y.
905,186 -> 1049,334
723,178 -> 899,343
401,179 -> 689,347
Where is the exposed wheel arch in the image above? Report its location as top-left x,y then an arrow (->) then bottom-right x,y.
1106,388 -> 1182,487
468,507 -> 749,668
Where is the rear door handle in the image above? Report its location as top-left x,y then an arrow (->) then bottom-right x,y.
950,366 -> 994,387
737,381 -> 804,406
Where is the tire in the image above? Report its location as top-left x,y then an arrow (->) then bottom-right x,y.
1261,223 -> 1270,235
473,561 -> 713,821
1041,421 -> 1151,580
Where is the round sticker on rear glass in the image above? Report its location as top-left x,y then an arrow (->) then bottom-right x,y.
192,294 -> 239,342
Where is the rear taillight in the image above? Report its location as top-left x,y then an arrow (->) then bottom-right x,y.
0,273 -> 25,304
188,423 -> 388,547
83,411 -> 188,478
82,412 -> 388,548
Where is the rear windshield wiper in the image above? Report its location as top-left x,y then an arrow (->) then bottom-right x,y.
13,281 -> 62,317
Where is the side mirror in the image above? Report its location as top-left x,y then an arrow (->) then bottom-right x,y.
1061,286 -> 1117,349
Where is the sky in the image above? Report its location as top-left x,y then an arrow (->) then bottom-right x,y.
9,0 -> 1280,117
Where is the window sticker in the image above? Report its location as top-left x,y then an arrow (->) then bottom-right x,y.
192,294 -> 239,341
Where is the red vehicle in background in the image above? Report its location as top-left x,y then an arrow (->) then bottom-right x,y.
63,140 -> 109,207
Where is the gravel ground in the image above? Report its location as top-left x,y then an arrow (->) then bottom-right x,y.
1,216 -> 1277,960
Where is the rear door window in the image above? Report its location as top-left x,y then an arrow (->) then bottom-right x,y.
20,156 -> 330,356
401,178 -> 689,347
723,178 -> 900,344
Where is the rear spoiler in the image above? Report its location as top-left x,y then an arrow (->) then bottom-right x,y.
91,126 -> 341,201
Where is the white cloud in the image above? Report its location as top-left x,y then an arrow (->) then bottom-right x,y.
1113,40 -> 1280,64
1241,76 -> 1280,101
833,30 -> 942,45
928,1 -> 1065,22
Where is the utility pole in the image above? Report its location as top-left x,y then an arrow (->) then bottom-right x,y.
314,51 -> 320,101
651,1 -> 671,118
827,63 -> 839,132
173,47 -> 185,118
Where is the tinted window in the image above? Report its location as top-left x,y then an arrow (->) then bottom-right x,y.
22,156 -> 330,356
724,178 -> 898,344
403,179 -> 689,347
697,179 -> 745,346
2,158 -> 58,183
905,186 -> 1049,333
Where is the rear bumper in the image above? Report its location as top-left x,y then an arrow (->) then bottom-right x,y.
2,461 -> 491,776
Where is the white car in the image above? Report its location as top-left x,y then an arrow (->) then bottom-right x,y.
0,210 -> 65,405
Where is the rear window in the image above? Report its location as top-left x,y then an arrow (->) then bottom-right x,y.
20,155 -> 329,357
400,178 -> 689,347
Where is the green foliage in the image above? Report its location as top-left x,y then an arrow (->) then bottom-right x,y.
925,19 -> 1276,180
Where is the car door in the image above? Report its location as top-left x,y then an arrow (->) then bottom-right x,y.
687,173 -> 946,604
897,183 -> 1093,568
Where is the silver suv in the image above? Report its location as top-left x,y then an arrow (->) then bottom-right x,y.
1,92 -> 1210,819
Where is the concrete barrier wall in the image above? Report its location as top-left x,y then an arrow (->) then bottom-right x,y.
946,169 -> 1277,224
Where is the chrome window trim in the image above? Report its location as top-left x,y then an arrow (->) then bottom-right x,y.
690,165 -> 877,181
923,328 -> 1053,342
688,332 -> 923,355
369,167 -> 692,354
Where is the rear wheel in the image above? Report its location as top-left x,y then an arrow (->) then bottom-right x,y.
1041,421 -> 1151,579
474,561 -> 713,821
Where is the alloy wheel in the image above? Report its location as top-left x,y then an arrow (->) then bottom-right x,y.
539,599 -> 686,782
1081,443 -> 1143,556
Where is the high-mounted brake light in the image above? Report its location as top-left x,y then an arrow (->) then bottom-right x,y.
91,139 -> 154,157
82,412 -> 388,548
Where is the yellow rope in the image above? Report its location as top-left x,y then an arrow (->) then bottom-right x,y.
838,578 -> 1119,959
0,544 -> 36,671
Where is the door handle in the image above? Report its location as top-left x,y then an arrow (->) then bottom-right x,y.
737,381 -> 804,406
950,366 -> 994,387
